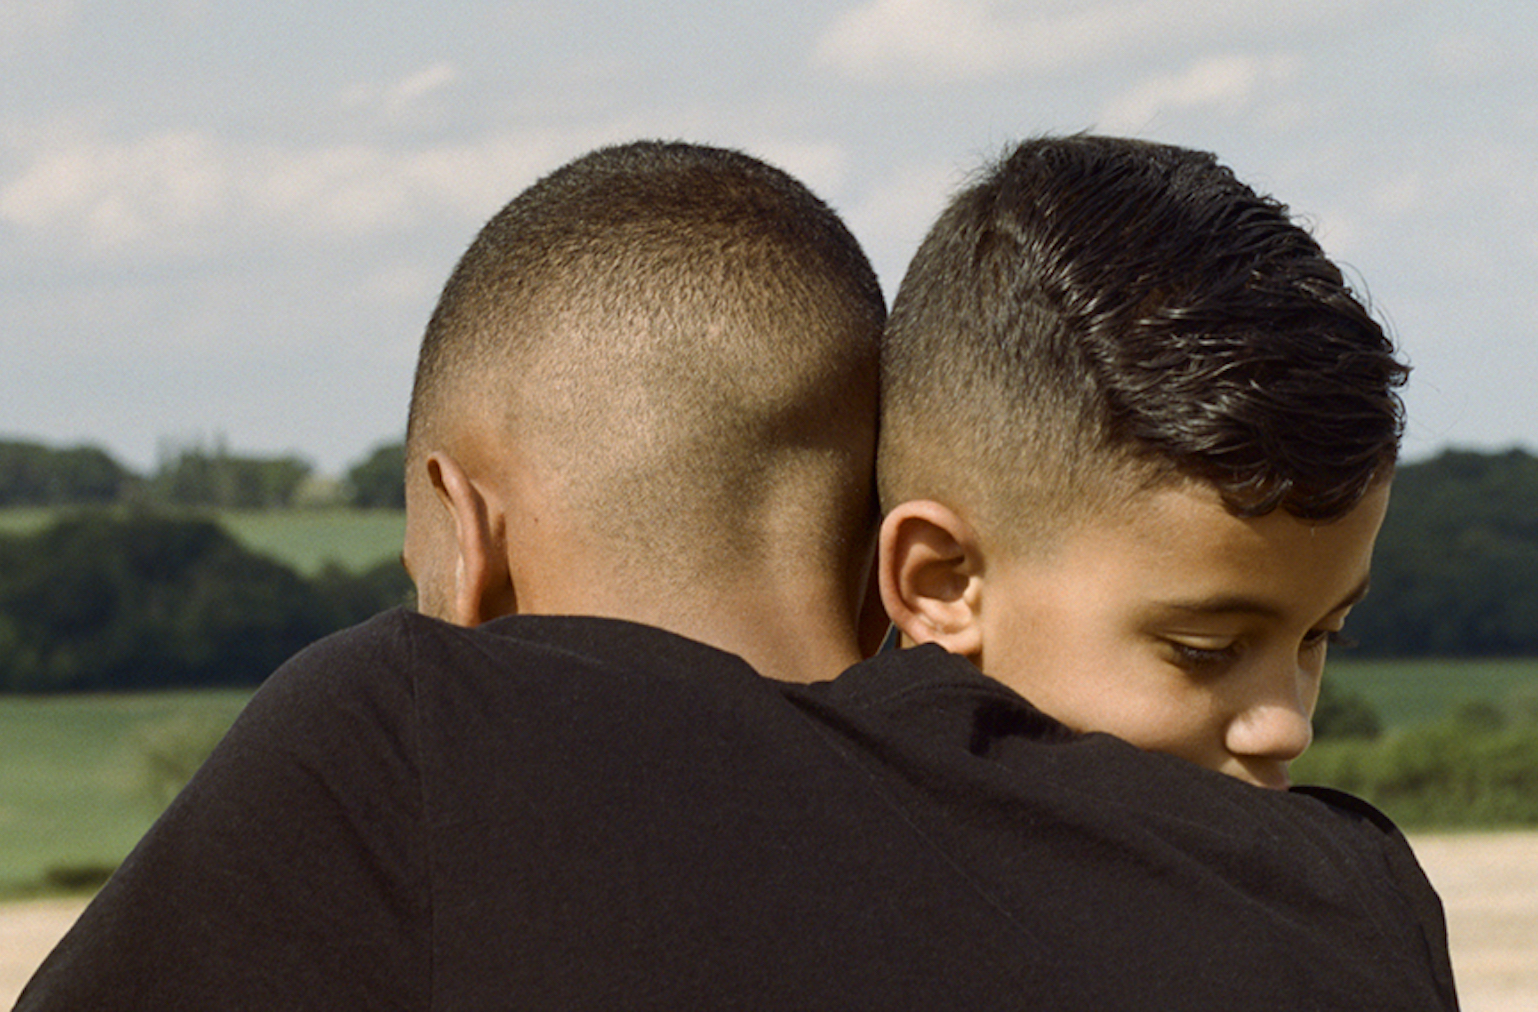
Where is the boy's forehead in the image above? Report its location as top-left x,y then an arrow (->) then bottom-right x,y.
1038,479 -> 1390,612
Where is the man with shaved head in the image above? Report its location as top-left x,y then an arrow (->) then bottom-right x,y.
22,139 -> 906,1010
399,140 -> 883,675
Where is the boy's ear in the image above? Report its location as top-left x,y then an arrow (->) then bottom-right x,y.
877,500 -> 984,660
426,451 -> 518,627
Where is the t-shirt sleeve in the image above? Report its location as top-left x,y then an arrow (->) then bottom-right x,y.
15,611 -> 431,1012
1292,784 -> 1462,1009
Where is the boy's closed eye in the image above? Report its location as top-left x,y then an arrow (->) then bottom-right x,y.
1162,624 -> 1357,672
1162,638 -> 1241,671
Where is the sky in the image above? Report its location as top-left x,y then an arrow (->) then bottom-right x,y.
2,0 -> 1535,475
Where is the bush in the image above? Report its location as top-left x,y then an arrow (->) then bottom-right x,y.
1295,711 -> 1538,828
344,442 -> 405,509
0,511 -> 408,692
43,863 -> 118,894
151,445 -> 312,509
1312,680 -> 1382,740
0,440 -> 136,506
1348,448 -> 1538,656
133,712 -> 236,807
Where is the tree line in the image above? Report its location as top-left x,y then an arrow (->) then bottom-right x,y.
0,438 -> 405,510
0,441 -> 1536,693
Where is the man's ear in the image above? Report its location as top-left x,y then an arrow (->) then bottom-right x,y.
855,539 -> 891,659
877,500 -> 984,660
426,451 -> 518,627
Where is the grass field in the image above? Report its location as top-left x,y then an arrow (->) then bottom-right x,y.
1327,657 -> 1538,727
0,690 -> 253,897
0,509 -> 54,538
2,657 -> 1536,897
0,507 -> 405,576
216,509 -> 404,575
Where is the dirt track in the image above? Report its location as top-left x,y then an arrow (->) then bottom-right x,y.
2,898 -> 82,1010
1411,832 -> 1538,1012
4,833 -> 1535,1009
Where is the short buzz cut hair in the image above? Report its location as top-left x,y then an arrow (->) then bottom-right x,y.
408,140 -> 885,572
879,134 -> 1408,550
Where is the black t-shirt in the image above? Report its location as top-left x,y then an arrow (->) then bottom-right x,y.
19,610 -> 1458,1010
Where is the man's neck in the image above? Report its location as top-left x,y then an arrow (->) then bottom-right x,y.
650,582 -> 865,684
516,568 -> 863,684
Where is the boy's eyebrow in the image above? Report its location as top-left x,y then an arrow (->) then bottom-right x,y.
1155,576 -> 1373,620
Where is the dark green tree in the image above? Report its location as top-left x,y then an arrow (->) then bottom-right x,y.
150,443 -> 312,509
0,511 -> 415,692
310,558 -> 415,629
344,442 -> 406,509
0,439 -> 137,506
0,513 -> 328,691
1312,679 -> 1382,740
1346,448 -> 1538,656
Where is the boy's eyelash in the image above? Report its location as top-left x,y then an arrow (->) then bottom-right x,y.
1171,630 -> 1358,667
1169,642 -> 1239,667
1325,630 -> 1358,650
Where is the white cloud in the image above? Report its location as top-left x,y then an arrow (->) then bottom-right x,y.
1369,172 -> 1426,216
1427,31 -> 1526,85
0,128 -> 585,257
747,139 -> 851,199
814,0 -> 1399,84
340,62 -> 461,128
0,116 -> 857,264
1098,54 -> 1302,133
815,0 -> 1009,82
0,131 -> 227,253
391,62 -> 458,105
349,261 -> 444,310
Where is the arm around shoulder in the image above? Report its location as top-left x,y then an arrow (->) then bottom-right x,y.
16,612 -> 432,1012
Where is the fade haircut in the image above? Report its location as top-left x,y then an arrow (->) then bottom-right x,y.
879,134 -> 1408,552
408,140 -> 884,573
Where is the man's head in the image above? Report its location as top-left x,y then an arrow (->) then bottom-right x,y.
403,141 -> 884,671
877,135 -> 1407,786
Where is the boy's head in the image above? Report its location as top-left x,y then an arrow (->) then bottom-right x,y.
403,141 -> 884,665
877,135 -> 1407,788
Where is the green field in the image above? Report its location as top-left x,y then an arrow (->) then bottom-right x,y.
0,508 -> 54,537
2,657 -> 1536,896
216,509 -> 405,575
0,506 -> 402,894
0,690 -> 254,897
0,507 -> 405,576
1326,656 -> 1538,728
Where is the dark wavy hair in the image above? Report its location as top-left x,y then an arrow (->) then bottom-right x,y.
879,134 -> 1407,537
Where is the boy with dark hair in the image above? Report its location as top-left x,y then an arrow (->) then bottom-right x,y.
818,132 -> 1456,1005
877,133 -> 1407,789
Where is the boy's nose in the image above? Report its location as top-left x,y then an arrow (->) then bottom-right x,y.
1226,703 -> 1313,762
1223,669 -> 1316,773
